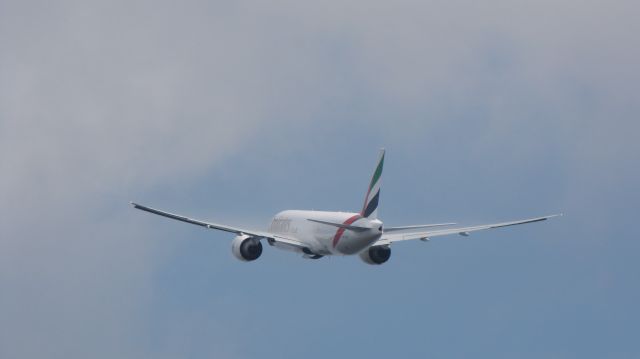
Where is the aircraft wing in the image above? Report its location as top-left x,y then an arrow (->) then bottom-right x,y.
130,202 -> 306,249
375,214 -> 562,246
383,223 -> 456,232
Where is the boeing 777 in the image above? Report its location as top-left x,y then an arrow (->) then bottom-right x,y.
131,149 -> 560,264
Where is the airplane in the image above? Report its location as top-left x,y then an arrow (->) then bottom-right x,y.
131,149 -> 560,265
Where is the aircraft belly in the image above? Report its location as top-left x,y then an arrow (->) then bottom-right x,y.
334,233 -> 381,255
312,230 -> 335,255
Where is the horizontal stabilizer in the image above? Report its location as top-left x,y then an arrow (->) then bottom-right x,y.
306,218 -> 369,232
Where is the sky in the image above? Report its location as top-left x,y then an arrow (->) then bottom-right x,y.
1,0 -> 639,358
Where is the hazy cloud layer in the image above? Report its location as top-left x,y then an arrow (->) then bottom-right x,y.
1,0 -> 638,358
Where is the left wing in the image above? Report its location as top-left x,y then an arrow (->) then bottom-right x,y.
130,202 -> 306,250
376,214 -> 562,246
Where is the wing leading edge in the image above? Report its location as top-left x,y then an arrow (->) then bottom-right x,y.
376,214 -> 562,246
130,202 -> 306,249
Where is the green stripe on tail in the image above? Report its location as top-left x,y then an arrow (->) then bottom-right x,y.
361,149 -> 385,218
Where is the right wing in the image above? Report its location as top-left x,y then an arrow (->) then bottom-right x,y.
130,202 -> 306,250
376,214 -> 562,246
383,223 -> 456,232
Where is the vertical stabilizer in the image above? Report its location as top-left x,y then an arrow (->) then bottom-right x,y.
361,149 -> 385,219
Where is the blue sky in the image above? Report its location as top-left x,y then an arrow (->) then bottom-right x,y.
1,1 -> 639,358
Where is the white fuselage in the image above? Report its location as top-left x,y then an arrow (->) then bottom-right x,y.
268,210 -> 383,256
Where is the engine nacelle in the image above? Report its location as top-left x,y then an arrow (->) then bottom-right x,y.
231,235 -> 263,262
359,246 -> 391,265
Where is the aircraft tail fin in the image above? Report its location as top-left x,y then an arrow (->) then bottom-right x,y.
360,149 -> 385,219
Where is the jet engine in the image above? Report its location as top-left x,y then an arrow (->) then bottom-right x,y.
231,235 -> 263,261
359,246 -> 391,265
